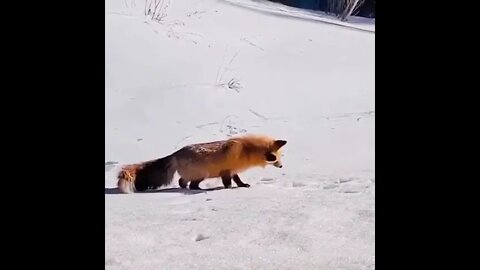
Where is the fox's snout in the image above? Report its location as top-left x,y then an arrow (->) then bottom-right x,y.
273,161 -> 282,168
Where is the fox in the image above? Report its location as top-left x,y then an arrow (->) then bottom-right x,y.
117,134 -> 287,193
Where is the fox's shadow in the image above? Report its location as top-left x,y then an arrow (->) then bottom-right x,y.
105,186 -> 236,195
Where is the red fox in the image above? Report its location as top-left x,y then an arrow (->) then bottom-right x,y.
117,134 -> 287,193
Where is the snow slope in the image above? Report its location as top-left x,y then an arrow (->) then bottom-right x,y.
105,0 -> 375,269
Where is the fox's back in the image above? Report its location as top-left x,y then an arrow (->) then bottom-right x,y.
175,139 -> 237,166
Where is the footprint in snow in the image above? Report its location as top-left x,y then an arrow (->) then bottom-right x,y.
195,234 -> 209,242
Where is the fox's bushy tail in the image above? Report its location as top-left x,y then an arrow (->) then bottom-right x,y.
117,154 -> 177,193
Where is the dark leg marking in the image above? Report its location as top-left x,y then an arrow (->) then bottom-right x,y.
179,178 -> 188,189
220,170 -> 232,188
233,174 -> 250,188
189,180 -> 203,190
222,175 -> 232,188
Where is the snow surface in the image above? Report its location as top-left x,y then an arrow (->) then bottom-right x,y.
105,0 -> 375,269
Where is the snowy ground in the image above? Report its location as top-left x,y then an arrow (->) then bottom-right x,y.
105,0 -> 375,269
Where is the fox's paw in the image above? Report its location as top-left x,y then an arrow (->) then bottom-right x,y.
238,183 -> 250,188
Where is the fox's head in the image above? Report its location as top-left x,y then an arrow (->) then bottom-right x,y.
265,139 -> 287,168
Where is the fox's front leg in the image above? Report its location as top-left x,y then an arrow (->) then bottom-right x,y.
220,170 -> 232,188
221,175 -> 232,188
232,174 -> 250,188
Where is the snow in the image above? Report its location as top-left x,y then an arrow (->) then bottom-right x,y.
222,0 -> 375,33
105,0 -> 375,269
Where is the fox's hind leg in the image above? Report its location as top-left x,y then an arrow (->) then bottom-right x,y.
178,178 -> 188,189
189,179 -> 204,190
233,174 -> 250,188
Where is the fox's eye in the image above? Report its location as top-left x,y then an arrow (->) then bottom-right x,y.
265,153 -> 277,162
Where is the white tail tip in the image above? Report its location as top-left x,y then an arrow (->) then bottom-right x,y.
117,178 -> 136,194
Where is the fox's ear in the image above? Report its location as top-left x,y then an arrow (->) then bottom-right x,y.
265,153 -> 277,162
273,140 -> 287,150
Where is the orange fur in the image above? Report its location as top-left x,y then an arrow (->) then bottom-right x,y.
117,134 -> 287,193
